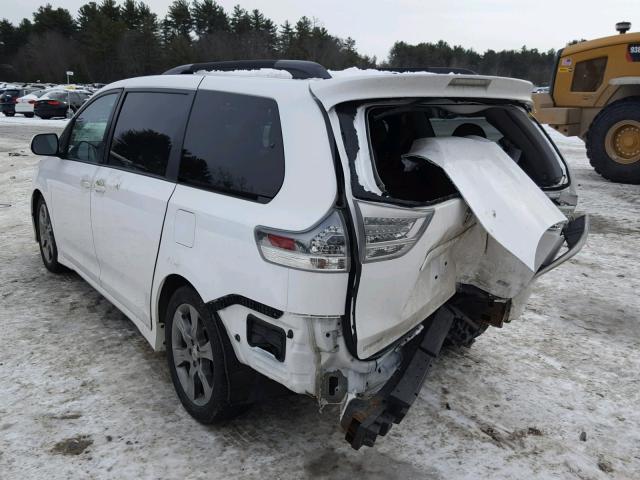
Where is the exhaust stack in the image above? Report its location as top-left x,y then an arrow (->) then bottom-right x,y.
616,21 -> 631,34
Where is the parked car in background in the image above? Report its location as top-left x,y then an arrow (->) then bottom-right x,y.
532,86 -> 549,94
15,89 -> 47,117
1,86 -> 39,116
34,90 -> 92,119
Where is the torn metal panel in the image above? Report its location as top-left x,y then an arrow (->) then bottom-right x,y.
406,137 -> 567,271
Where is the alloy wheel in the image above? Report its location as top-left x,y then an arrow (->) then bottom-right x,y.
38,203 -> 54,264
171,304 -> 215,406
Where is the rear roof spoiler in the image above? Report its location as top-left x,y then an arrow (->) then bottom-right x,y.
162,59 -> 332,79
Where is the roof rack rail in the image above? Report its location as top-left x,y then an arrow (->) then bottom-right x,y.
163,59 -> 332,79
377,66 -> 477,75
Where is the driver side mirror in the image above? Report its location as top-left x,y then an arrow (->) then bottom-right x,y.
31,133 -> 59,156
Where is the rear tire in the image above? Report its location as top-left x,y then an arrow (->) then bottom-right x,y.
36,197 -> 65,273
38,115 -> 51,120
24,113 -> 34,118
165,286 -> 248,423
3,112 -> 14,117
586,99 -> 640,184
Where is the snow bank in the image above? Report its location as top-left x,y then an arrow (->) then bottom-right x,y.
0,115 -> 69,127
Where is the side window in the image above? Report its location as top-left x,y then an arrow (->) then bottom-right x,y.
66,93 -> 118,163
108,92 -> 191,177
179,90 -> 285,202
571,57 -> 607,92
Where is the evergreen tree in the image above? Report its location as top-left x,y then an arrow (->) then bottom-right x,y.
192,0 -> 229,36
230,6 -> 251,35
32,4 -> 76,37
164,0 -> 193,41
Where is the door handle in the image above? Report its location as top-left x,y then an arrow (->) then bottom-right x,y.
94,178 -> 106,193
80,178 -> 92,189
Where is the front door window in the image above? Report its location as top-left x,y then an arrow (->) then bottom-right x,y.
66,93 -> 118,163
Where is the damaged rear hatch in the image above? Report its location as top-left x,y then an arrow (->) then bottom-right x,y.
310,73 -> 588,359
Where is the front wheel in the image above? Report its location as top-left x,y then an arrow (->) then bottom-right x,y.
166,286 -> 247,423
24,113 -> 34,118
586,99 -> 640,184
36,198 -> 65,273
3,111 -> 14,117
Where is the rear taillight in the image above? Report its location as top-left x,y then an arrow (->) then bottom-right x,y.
28,100 -> 36,104
47,100 -> 61,106
356,201 -> 433,262
255,211 -> 349,272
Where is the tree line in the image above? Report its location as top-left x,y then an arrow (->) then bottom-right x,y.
0,1 -> 557,85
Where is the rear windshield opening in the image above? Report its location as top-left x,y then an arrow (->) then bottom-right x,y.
368,109 -> 457,202
364,102 -> 567,203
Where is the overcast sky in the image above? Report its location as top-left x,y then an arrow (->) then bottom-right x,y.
4,0 -> 638,59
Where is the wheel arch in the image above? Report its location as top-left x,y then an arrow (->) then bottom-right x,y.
31,189 -> 44,242
599,83 -> 640,106
153,273 -> 201,350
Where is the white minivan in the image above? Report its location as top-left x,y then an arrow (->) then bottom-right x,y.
30,60 -> 588,449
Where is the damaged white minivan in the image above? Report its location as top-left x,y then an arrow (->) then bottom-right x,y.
30,60 -> 588,449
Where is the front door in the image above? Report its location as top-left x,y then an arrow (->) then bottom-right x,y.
48,92 -> 119,282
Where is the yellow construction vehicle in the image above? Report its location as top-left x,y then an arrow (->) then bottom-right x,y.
534,22 -> 640,184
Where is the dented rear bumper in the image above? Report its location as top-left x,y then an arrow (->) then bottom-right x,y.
340,215 -> 588,450
341,308 -> 454,449
535,214 -> 589,278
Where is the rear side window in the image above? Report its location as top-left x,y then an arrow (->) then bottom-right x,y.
109,91 -> 191,177
179,90 -> 284,202
571,57 -> 607,92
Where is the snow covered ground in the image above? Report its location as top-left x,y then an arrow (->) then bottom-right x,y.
0,118 -> 638,479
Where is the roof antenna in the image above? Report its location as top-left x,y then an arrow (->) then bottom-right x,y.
616,21 -> 631,34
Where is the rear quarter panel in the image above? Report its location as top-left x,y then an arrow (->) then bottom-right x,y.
150,78 -> 347,349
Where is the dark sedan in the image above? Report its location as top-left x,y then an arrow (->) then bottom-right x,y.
34,90 -> 91,119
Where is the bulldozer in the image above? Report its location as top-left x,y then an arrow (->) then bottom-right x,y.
533,22 -> 640,184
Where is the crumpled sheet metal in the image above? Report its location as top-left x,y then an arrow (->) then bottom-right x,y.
406,137 -> 566,271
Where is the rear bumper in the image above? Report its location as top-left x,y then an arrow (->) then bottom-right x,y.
35,106 -> 67,118
535,214 -> 589,278
213,302 -> 402,401
340,307 -> 454,449
15,104 -> 34,114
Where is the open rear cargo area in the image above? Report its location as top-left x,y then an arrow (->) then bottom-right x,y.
333,98 -> 581,358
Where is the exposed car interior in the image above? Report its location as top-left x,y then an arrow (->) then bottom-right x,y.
366,103 -> 568,202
